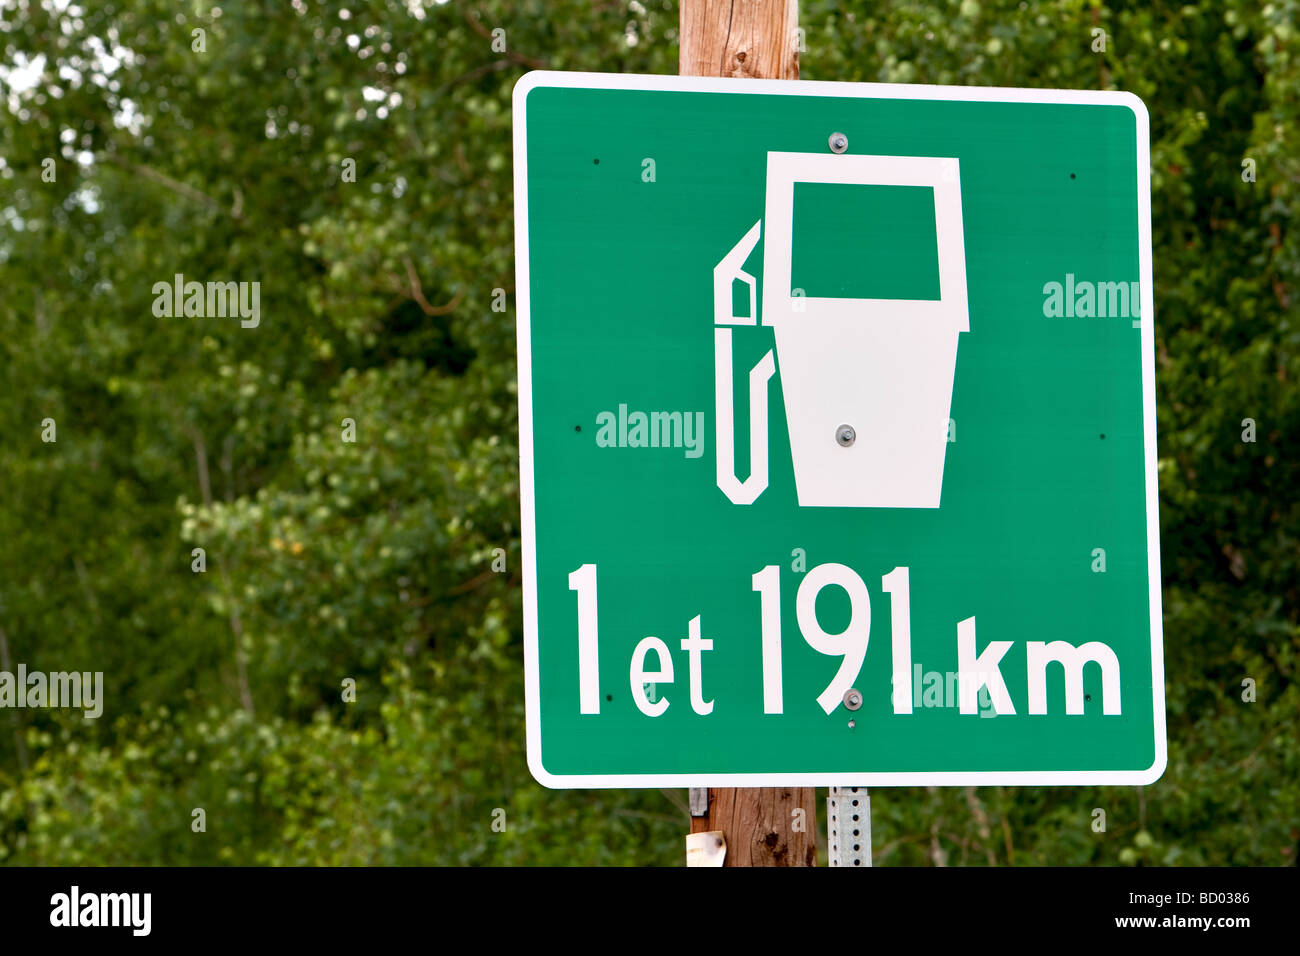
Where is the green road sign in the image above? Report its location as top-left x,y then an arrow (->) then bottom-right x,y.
513,72 -> 1165,787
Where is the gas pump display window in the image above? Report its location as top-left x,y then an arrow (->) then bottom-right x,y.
790,183 -> 942,301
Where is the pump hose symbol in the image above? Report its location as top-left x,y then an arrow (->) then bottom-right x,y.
713,219 -> 774,506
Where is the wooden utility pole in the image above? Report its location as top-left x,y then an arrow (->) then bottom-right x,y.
680,0 -> 800,81
689,786 -> 817,867
681,0 -> 815,867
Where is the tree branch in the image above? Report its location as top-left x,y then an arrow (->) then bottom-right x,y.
103,154 -> 223,212
462,6 -> 549,69
402,256 -> 462,315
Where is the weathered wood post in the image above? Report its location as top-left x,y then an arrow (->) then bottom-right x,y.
680,0 -> 816,868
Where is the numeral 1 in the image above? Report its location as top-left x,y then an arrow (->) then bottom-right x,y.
569,564 -> 600,714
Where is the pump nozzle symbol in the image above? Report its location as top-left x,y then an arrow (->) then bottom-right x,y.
713,219 -> 774,506
714,151 -> 970,510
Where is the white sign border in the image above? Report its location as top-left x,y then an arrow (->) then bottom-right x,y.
513,70 -> 1165,789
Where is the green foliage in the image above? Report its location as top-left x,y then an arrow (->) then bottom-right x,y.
0,0 -> 1296,865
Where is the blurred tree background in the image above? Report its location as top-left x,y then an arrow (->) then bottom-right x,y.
0,0 -> 1295,865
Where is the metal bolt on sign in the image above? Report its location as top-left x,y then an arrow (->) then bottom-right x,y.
827,787 -> 871,867
828,131 -> 848,153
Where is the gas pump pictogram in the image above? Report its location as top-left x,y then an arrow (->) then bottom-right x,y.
714,151 -> 970,509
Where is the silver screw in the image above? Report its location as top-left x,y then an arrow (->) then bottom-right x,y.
843,688 -> 863,711
829,132 -> 848,154
836,424 -> 856,447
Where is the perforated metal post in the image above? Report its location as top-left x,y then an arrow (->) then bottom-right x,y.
827,787 -> 871,867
